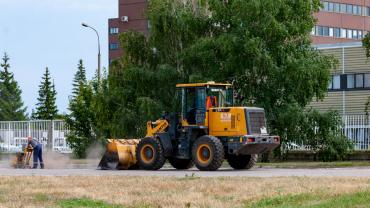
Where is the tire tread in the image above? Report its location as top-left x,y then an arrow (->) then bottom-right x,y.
192,135 -> 224,171
136,137 -> 166,170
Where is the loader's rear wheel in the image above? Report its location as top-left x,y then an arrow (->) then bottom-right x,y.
192,135 -> 224,171
169,158 -> 193,170
227,154 -> 258,170
136,137 -> 165,170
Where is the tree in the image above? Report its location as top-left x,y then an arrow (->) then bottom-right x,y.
119,0 -> 336,147
69,0 -> 345,160
66,60 -> 95,158
0,53 -> 27,121
34,67 -> 58,120
71,60 -> 87,98
66,84 -> 94,158
362,34 -> 370,116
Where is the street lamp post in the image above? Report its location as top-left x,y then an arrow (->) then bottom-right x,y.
82,23 -> 101,83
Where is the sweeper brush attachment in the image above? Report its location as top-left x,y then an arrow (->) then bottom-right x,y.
98,139 -> 140,170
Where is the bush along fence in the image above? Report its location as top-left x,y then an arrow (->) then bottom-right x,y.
286,114 -> 370,151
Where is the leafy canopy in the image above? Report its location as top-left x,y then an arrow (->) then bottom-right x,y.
114,0 -> 336,140
68,0 -> 346,160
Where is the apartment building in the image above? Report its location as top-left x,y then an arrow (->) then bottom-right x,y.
108,0 -> 148,61
109,0 -> 370,60
312,0 -> 370,44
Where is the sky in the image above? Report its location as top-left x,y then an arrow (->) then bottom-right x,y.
0,0 -> 117,115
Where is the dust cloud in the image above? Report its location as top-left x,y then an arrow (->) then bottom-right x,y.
1,142 -> 106,170
42,151 -> 72,169
86,142 -> 106,167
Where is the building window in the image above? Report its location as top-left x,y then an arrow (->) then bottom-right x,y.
329,73 -> 370,91
328,2 -> 334,12
367,7 -> 370,16
347,75 -> 354,89
311,26 -> 363,40
110,27 -> 119,34
318,26 -> 324,36
333,28 -> 340,37
341,28 -> 347,38
355,74 -> 364,88
312,25 -> 363,40
328,77 -> 332,90
322,1 -> 365,16
323,27 -> 329,36
346,4 -> 353,14
334,3 -> 340,12
323,1 -> 329,11
365,74 -> 370,88
355,30 -> 362,39
353,5 -> 358,15
347,29 -> 353,38
355,5 -> 362,15
353,30 -> 358,39
329,27 -> 334,37
333,75 -> 341,90
109,43 -> 119,50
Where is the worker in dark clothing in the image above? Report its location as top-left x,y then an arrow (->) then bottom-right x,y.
27,136 -> 44,169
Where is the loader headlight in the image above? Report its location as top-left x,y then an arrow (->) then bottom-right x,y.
274,137 -> 280,143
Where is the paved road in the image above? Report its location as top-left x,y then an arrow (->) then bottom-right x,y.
0,167 -> 370,177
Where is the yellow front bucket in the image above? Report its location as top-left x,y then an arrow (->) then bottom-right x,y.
98,139 -> 140,170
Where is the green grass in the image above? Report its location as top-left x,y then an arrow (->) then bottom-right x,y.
245,191 -> 370,208
256,161 -> 370,169
58,198 -> 124,208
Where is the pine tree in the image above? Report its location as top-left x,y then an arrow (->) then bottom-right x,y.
0,53 -> 27,121
34,67 -> 58,120
71,60 -> 87,98
66,60 -> 94,158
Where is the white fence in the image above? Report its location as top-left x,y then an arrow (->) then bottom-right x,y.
0,120 -> 71,153
287,115 -> 370,151
343,115 -> 370,150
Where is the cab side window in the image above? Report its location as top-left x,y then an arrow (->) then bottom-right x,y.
182,87 -> 207,125
185,88 -> 196,124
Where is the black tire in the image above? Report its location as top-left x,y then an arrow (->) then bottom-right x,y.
192,135 -> 224,171
136,137 -> 166,170
169,158 -> 194,170
227,154 -> 258,170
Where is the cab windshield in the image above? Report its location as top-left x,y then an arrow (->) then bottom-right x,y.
206,87 -> 233,108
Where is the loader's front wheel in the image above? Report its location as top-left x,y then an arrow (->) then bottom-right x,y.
227,154 -> 258,170
136,137 -> 166,170
169,158 -> 193,170
192,135 -> 224,171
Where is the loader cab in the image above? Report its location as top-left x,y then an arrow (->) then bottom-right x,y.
176,82 -> 233,126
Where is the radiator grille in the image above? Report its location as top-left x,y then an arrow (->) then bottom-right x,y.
248,111 -> 266,134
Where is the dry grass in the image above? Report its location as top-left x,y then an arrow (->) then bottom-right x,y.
0,176 -> 369,208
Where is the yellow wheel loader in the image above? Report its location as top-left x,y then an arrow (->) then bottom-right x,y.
99,82 -> 280,171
